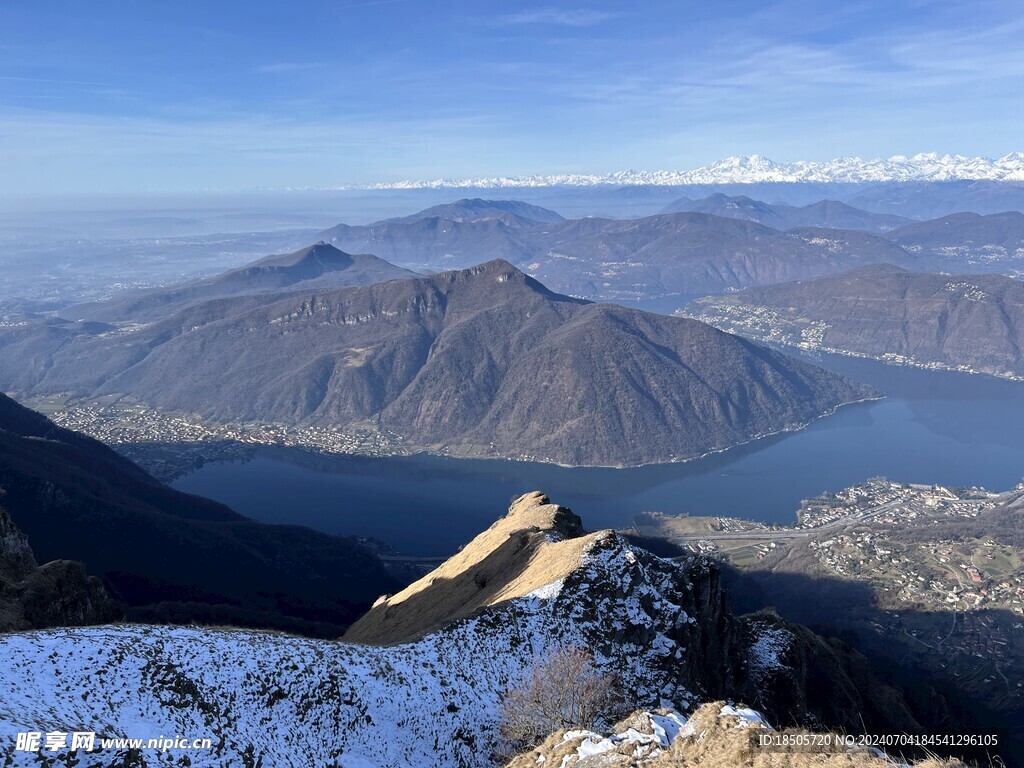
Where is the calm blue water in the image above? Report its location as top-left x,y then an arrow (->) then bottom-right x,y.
172,354 -> 1024,556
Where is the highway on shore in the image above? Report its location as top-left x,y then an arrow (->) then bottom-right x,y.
667,499 -> 909,544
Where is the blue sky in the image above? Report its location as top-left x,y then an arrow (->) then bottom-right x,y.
1,0 -> 1022,195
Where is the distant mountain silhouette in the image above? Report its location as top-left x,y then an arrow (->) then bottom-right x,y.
0,261 -> 875,467
319,205 -> 916,298
843,180 -> 1024,219
660,193 -> 911,233
69,242 -> 415,323
382,197 -> 564,224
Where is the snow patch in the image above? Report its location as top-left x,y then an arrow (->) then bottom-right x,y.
526,579 -> 565,600
720,704 -> 772,729
746,623 -> 793,682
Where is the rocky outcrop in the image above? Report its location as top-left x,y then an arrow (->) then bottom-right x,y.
506,702 -> 964,768
0,506 -> 121,632
732,611 -> 925,735
348,492 -> 926,738
0,502 -> 34,581
344,492 -> 592,644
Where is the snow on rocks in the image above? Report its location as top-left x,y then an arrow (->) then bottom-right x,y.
744,621 -> 793,683
718,704 -> 772,729
521,706 -> 778,768
557,711 -> 688,766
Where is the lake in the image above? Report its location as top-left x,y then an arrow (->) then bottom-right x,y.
171,354 -> 1024,556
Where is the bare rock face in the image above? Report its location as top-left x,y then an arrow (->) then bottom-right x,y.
18,560 -> 122,628
0,505 -> 121,631
0,505 -> 35,581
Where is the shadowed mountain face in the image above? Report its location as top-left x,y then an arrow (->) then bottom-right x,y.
0,506 -> 121,632
68,242 -> 416,323
659,193 -> 911,233
685,265 -> 1024,380
0,393 -> 399,636
0,261 -> 874,467
319,207 -> 915,299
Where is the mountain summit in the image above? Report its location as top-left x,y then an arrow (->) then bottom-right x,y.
384,198 -> 564,224
0,262 -> 875,466
345,491 -> 592,644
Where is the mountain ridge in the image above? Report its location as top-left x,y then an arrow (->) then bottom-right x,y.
0,492 -> 951,767
660,193 -> 912,232
68,241 -> 416,323
0,261 -> 877,467
684,266 -> 1024,380
319,208 -> 917,297
381,197 -> 564,224
0,393 -> 399,635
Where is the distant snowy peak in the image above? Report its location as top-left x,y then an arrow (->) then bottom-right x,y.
367,153 -> 1024,189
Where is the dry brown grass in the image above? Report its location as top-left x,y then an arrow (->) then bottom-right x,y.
344,492 -> 600,645
504,702 -> 972,768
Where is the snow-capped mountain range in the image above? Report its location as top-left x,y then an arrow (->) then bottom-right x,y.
363,153 -> 1024,190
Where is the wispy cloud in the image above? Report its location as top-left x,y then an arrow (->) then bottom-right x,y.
0,75 -> 112,87
0,105 -> 505,193
497,8 -> 617,27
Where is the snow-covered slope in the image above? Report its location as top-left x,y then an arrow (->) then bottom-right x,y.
362,152 -> 1024,189
0,496 -> 714,768
0,492 -> 941,767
